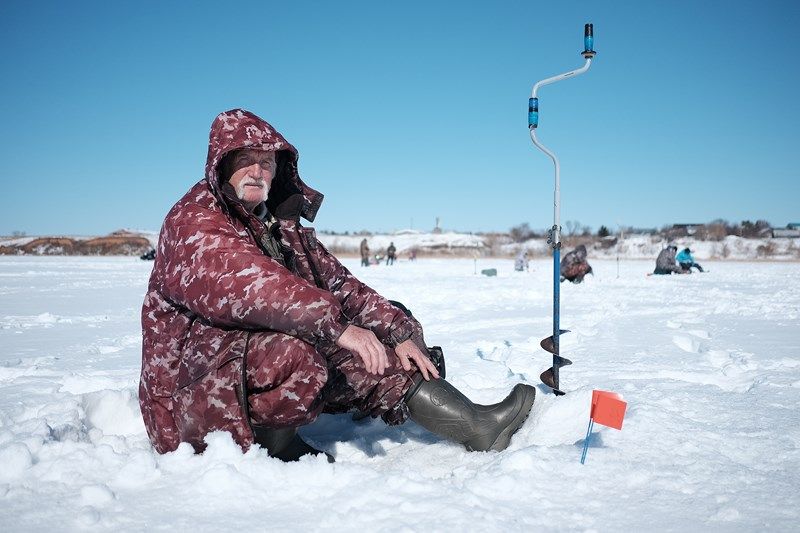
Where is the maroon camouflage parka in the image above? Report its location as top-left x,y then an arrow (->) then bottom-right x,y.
139,109 -> 417,454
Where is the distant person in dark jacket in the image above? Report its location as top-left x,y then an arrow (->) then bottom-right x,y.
560,245 -> 593,283
386,242 -> 397,265
360,238 -> 370,267
653,245 -> 685,275
676,247 -> 704,272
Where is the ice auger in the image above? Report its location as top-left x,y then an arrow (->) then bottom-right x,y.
529,24 -> 596,395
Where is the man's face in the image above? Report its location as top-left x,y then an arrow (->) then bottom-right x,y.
226,149 -> 277,209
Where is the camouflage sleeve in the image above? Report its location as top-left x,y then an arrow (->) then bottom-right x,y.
157,216 -> 349,349
315,241 -> 414,347
559,252 -> 573,274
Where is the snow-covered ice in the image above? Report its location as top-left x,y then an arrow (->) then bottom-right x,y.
0,256 -> 798,531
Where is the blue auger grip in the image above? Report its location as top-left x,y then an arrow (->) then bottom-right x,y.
528,97 -> 539,128
584,23 -> 594,53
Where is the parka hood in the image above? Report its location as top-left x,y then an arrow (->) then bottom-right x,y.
205,108 -> 323,222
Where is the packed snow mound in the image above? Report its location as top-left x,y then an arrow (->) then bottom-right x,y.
0,230 -> 157,256
0,256 -> 799,530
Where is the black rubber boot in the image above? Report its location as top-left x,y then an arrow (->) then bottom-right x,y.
405,376 -> 536,452
352,344 -> 445,423
252,426 -> 335,463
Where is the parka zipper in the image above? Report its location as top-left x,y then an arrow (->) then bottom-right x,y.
240,332 -> 256,443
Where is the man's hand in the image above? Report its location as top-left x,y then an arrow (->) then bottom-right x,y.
395,339 -> 440,381
336,325 -> 388,375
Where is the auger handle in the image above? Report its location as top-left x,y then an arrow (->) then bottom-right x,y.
582,23 -> 596,59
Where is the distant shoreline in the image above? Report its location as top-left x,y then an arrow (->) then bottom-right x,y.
2,230 -> 798,262
0,253 -> 800,262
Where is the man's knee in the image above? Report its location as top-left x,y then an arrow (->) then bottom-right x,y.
247,333 -> 329,425
249,333 -> 326,382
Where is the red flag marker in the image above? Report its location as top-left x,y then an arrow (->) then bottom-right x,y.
581,390 -> 627,464
591,390 -> 627,430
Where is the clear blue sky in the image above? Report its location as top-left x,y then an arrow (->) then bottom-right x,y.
1,0 -> 798,236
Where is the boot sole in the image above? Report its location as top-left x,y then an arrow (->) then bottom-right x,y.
488,385 -> 536,452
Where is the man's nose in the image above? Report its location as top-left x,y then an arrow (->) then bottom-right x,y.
249,163 -> 267,177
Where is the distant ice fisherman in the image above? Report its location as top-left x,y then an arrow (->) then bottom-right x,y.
560,244 -> 593,283
676,247 -> 704,272
653,245 -> 702,275
386,242 -> 397,265
359,238 -> 370,267
514,250 -> 529,272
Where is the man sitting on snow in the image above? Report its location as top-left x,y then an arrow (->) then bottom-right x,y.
560,244 -> 593,283
653,245 -> 686,275
139,109 -> 535,462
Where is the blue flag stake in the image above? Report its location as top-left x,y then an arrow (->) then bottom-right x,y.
580,418 -> 595,464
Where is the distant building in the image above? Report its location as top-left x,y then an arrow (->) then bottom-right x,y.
670,224 -> 704,236
773,228 -> 800,238
629,227 -> 658,235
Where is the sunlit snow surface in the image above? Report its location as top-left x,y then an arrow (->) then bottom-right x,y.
0,256 -> 798,531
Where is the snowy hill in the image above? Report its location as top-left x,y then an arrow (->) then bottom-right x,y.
318,230 -> 486,256
581,234 -> 800,261
2,230 -> 798,261
318,232 -> 800,261
0,230 -> 156,256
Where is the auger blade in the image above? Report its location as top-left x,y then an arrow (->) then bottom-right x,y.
539,356 -> 573,396
540,331 -> 572,395
539,329 -> 570,354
